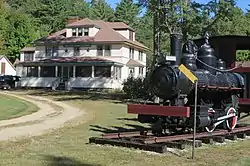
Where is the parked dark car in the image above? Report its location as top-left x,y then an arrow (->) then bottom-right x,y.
0,75 -> 21,90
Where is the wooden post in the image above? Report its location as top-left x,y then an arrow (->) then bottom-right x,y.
192,80 -> 198,159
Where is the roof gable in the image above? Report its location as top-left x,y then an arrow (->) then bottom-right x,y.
0,55 -> 16,70
66,18 -> 100,28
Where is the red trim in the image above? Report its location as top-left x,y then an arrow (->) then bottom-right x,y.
233,67 -> 250,73
239,98 -> 250,105
127,104 -> 190,117
199,86 -> 242,90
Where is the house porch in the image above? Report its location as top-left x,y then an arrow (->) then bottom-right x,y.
15,57 -> 124,90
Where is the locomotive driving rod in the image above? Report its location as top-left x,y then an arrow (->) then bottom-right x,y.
212,114 -> 236,128
216,114 -> 236,121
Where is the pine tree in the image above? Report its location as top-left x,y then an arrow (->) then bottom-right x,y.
90,0 -> 115,21
114,0 -> 140,27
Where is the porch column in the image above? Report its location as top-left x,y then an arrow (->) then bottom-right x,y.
73,66 -> 76,77
55,66 -> 58,77
91,66 -> 94,77
111,65 -> 114,78
38,66 -> 41,77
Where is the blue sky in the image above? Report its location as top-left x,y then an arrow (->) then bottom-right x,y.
105,0 -> 249,12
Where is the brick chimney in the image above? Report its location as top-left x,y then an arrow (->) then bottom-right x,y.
66,16 -> 79,25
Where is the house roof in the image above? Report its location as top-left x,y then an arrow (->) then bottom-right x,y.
13,58 -> 20,66
106,22 -> 135,32
16,56 -> 124,66
126,59 -> 145,67
0,55 -> 16,70
20,47 -> 36,52
66,18 -> 99,28
34,18 -> 149,51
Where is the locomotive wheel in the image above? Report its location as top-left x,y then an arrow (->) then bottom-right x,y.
225,107 -> 237,131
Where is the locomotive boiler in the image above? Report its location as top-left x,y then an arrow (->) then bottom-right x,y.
127,33 -> 245,134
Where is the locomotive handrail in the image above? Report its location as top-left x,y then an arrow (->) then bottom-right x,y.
195,57 -> 244,72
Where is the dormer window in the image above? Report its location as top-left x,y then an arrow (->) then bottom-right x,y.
72,28 -> 77,36
72,27 -> 89,36
129,30 -> 133,40
84,28 -> 89,36
78,28 -> 83,36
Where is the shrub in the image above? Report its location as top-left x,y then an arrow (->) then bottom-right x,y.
122,76 -> 148,99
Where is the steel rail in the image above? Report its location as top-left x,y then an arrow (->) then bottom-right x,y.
102,130 -> 153,139
142,126 -> 250,144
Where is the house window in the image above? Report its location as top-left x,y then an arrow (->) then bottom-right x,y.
40,66 -> 55,77
78,28 -> 83,36
139,51 -> 143,61
75,66 -> 92,77
24,52 -> 34,61
45,47 -> 52,57
97,45 -> 103,56
114,66 -> 121,80
26,66 -> 38,77
129,48 -> 134,59
129,30 -> 133,40
104,45 -> 111,56
45,46 -> 58,57
74,47 -> 80,56
53,46 -> 58,57
84,28 -> 89,36
72,28 -> 77,36
129,67 -> 135,77
139,67 -> 144,76
97,45 -> 111,56
94,66 -> 111,77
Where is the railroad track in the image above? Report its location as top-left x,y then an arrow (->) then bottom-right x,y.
89,124 -> 250,153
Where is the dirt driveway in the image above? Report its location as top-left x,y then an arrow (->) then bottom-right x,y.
0,91 -> 83,141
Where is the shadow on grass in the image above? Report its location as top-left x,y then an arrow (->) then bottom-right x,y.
117,117 -> 139,122
43,155 -> 102,166
89,123 -> 151,134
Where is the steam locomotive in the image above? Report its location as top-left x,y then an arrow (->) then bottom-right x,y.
127,33 -> 245,134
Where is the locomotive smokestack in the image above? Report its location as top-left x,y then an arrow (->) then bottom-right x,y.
170,33 -> 183,66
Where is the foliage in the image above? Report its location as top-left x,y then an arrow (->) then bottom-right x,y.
90,0 -> 115,21
114,0 -> 141,27
236,50 -> 250,61
122,76 -> 148,99
3,8 -> 39,61
1,0 -> 250,62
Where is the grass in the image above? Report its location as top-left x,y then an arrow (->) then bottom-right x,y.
0,90 -> 250,166
0,93 -> 38,121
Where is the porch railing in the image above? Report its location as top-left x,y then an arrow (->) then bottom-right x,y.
51,77 -> 61,90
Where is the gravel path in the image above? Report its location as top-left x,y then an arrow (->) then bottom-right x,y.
0,91 -> 84,141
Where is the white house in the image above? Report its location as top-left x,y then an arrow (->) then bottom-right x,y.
16,17 -> 149,90
0,55 -> 16,76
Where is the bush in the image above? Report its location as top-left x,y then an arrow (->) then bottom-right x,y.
122,76 -> 148,99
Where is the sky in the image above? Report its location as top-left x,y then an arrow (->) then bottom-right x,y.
105,0 -> 249,12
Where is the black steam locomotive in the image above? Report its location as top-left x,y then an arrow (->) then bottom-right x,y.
128,33 -> 245,134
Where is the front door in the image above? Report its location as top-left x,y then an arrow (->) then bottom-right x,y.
62,66 -> 69,82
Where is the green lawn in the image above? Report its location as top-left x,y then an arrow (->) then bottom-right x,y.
0,93 -> 38,121
0,90 -> 250,166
